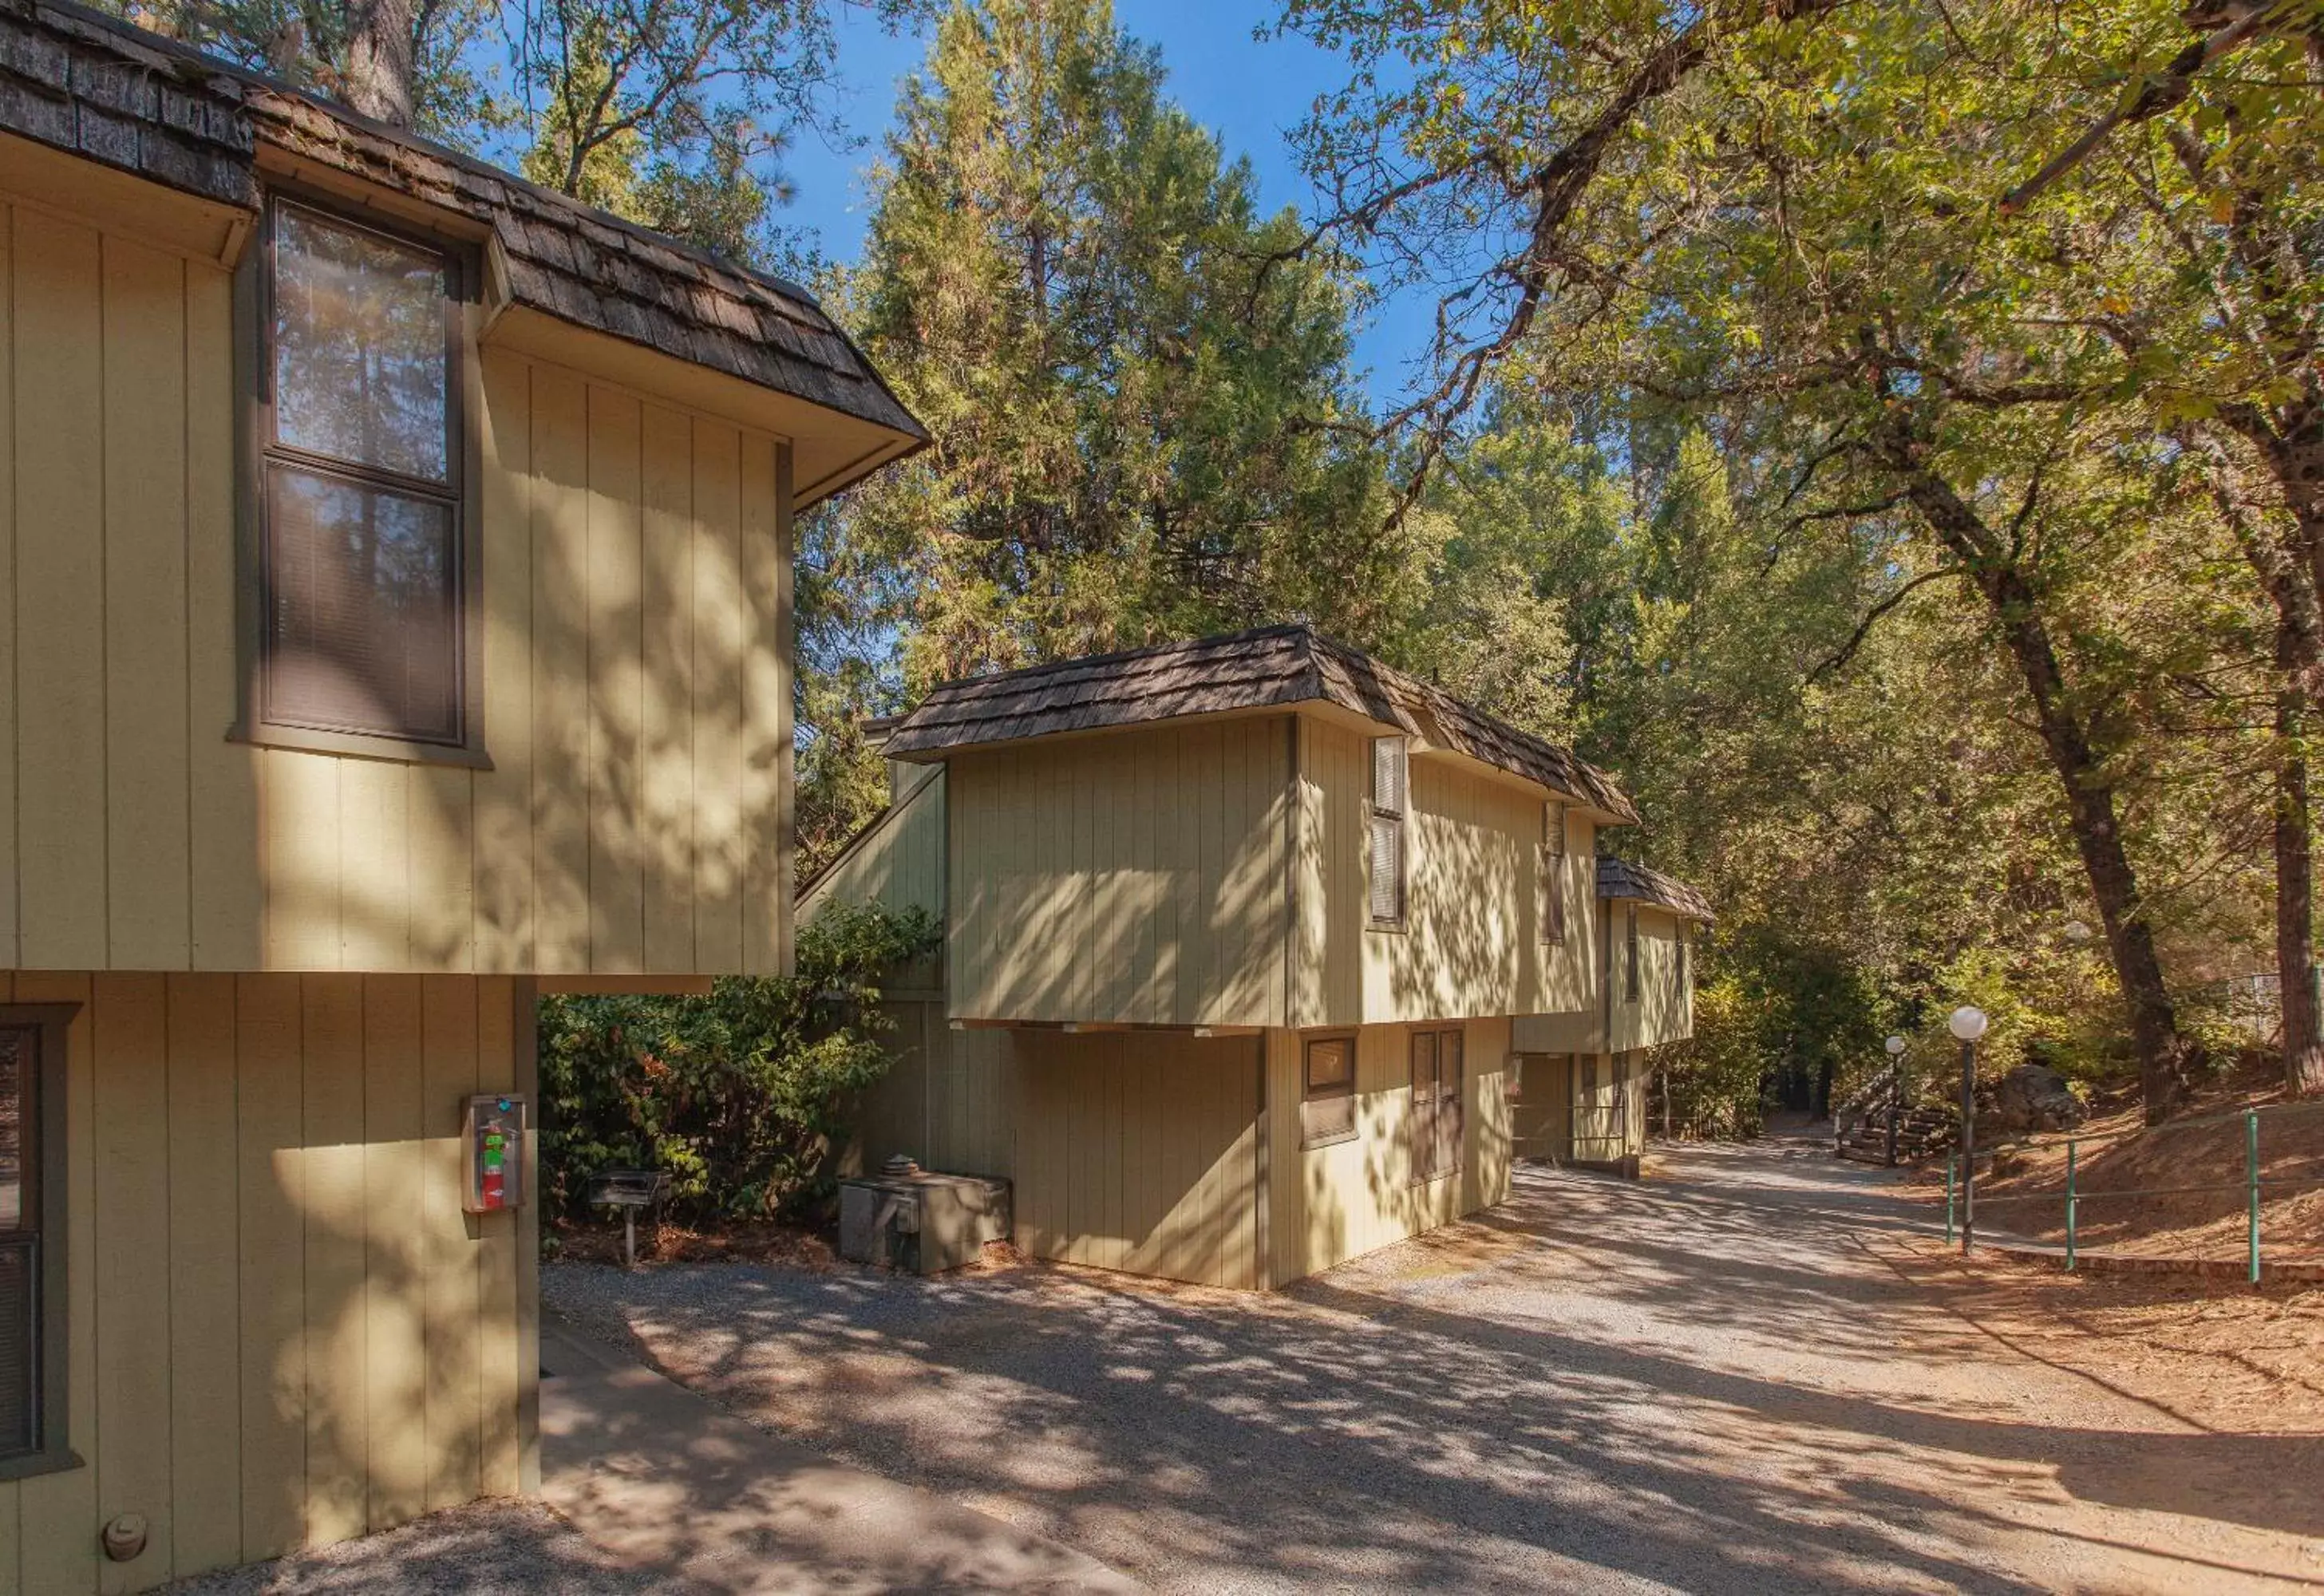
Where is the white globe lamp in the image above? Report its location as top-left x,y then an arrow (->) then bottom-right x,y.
1948,1005 -> 1988,1042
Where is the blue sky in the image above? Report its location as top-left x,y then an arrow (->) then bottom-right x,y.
777,0 -> 1430,405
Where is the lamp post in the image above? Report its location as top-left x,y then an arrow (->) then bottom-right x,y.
1883,1034 -> 1907,1166
1950,1005 -> 1988,1252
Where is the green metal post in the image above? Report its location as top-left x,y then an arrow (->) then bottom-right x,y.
2065,1140 -> 2077,1272
2247,1109 -> 2262,1286
1945,1156 -> 1956,1246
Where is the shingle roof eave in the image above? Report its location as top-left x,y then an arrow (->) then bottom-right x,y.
883,624 -> 1638,822
0,0 -> 927,447
1597,857 -> 1715,923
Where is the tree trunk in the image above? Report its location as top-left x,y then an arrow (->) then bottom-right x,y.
2196,426 -> 2324,1096
341,0 -> 419,128
2279,626 -> 2324,1094
1895,463 -> 2193,1122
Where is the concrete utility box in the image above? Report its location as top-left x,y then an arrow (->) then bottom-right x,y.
839,1171 -> 1011,1274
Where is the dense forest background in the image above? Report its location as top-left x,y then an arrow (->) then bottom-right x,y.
117,0 -> 2324,1125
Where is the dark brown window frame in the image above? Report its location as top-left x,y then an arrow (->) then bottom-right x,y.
1408,1026 -> 1464,1185
1367,735 -> 1409,930
1626,903 -> 1641,1003
231,186 -> 491,768
1540,800 -> 1567,945
0,1005 -> 81,1482
1299,1032 -> 1359,1149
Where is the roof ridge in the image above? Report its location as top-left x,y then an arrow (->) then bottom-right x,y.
912,622 -> 1313,698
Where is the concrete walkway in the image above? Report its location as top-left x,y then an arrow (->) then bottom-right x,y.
540,1316 -> 1145,1594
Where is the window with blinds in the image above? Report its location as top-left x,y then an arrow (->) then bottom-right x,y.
1369,736 -> 1408,925
1301,1036 -> 1358,1148
257,197 -> 471,751
1409,1029 -> 1464,1183
1540,801 -> 1567,944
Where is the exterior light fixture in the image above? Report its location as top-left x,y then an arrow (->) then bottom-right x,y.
1949,1005 -> 1987,1250
1885,1035 -> 1907,1057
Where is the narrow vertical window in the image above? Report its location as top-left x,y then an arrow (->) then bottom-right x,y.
0,1009 -> 70,1476
1540,800 -> 1567,944
1677,924 -> 1690,994
250,196 -> 478,756
1409,1028 -> 1464,1182
1369,736 -> 1408,926
1626,903 -> 1641,1001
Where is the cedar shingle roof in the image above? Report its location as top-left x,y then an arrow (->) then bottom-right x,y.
0,0 -> 925,474
884,624 -> 1638,821
1597,857 -> 1713,923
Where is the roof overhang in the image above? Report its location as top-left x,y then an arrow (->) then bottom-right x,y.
481,306 -> 924,508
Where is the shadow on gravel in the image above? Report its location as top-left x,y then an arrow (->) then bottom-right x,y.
546,1138 -> 2322,1595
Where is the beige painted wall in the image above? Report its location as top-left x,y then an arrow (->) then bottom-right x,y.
1012,1029 -> 1263,1288
800,768 -> 945,996
1267,1017 -> 1512,1283
842,1000 -> 1016,1183
1296,718 -> 1598,1028
0,970 -> 535,1594
0,186 -> 795,981
1610,905 -> 1694,1053
1509,1053 -> 1575,1162
946,717 -> 1290,1026
1573,1049 -> 1651,1163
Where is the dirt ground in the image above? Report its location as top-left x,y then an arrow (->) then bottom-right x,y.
1882,1238 -> 2324,1436
548,1132 -> 2324,1594
1904,1062 -> 2324,1262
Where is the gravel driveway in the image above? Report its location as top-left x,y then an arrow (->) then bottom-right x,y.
545,1135 -> 2324,1594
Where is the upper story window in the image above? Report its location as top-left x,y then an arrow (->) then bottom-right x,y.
1626,903 -> 1641,1002
1368,736 -> 1408,926
245,196 -> 482,760
1677,924 -> 1690,995
1540,800 -> 1567,944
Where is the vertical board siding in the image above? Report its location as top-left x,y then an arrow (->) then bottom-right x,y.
1609,906 -> 1692,1052
0,204 -> 794,980
1011,1030 -> 1259,1289
800,767 -> 947,994
1267,1017 -> 1512,1284
2,972 -> 529,1593
947,718 -> 1289,1026
13,212 -> 107,971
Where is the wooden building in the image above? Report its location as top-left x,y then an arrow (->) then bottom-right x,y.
804,626 -> 1712,1289
1509,859 -> 1714,1171
0,3 -> 921,1587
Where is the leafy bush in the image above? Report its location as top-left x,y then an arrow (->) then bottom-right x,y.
1650,974 -> 1773,1140
538,902 -> 940,1223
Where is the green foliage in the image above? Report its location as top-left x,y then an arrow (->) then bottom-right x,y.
1653,977 -> 1773,1141
795,0 -> 1395,868
537,902 -> 940,1223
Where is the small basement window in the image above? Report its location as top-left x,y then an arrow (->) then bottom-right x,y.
243,195 -> 484,762
1301,1036 -> 1358,1148
1369,736 -> 1408,926
0,1008 -> 74,1480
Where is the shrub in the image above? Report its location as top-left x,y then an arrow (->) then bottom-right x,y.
538,902 -> 941,1223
